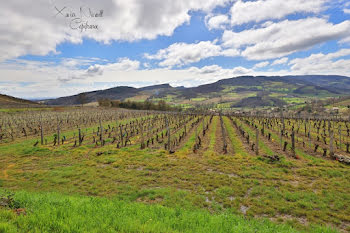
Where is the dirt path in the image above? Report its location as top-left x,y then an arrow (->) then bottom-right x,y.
258,129 -> 292,158
197,117 -> 214,154
228,117 -> 253,155
174,117 -> 203,151
214,116 -> 234,155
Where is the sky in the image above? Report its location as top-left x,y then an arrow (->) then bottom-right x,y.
0,0 -> 350,99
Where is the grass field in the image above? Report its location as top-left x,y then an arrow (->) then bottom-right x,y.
0,114 -> 349,233
0,190 -> 337,233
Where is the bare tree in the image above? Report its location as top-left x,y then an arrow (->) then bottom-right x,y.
77,93 -> 88,107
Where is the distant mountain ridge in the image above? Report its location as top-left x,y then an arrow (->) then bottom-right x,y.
40,75 -> 350,106
43,84 -> 173,105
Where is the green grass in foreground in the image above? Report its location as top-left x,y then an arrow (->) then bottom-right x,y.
0,190 -> 337,233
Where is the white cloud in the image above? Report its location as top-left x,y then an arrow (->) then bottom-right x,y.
143,62 -> 150,69
206,14 -> 229,30
86,64 -> 104,76
187,64 -> 252,78
272,57 -> 288,65
230,0 -> 327,26
254,61 -> 269,68
344,8 -> 350,14
145,41 -> 221,67
60,57 -> 105,68
145,41 -> 239,67
102,58 -> 140,71
79,58 -> 140,79
289,49 -> 350,75
0,0 -> 230,62
188,65 -> 223,74
222,18 -> 350,60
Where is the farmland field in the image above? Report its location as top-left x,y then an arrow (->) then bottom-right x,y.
0,107 -> 349,232
3,0 -> 350,232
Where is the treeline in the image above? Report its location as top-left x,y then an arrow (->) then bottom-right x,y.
98,98 -> 180,111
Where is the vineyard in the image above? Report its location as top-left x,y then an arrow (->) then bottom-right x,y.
0,107 -> 349,232
1,108 -> 350,163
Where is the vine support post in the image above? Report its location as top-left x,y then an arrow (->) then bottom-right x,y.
202,115 -> 205,134
120,125 -> 123,147
255,127 -> 259,156
140,123 -> 145,149
115,120 -> 118,139
166,117 -> 170,152
40,114 -> 44,145
291,130 -> 296,158
280,125 -> 283,150
57,117 -> 60,146
308,118 -> 311,148
99,119 -> 103,146
280,109 -> 285,150
339,126 -> 342,150
195,118 -> 198,146
78,128 -> 82,146
330,130 -> 334,157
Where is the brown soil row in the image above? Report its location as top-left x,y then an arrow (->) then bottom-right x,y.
227,117 -> 253,155
215,117 -> 234,155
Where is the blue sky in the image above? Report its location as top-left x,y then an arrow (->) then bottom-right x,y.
0,0 -> 350,98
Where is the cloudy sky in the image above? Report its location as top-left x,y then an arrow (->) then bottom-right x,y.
1,0 -> 350,99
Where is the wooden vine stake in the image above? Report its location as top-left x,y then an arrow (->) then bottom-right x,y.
40,114 -> 44,145
280,109 -> 284,150
330,129 -> 334,157
166,117 -> 171,152
291,130 -> 296,158
120,125 -> 123,147
57,116 -> 60,145
338,126 -> 342,150
99,119 -> 103,146
78,128 -> 82,146
255,127 -> 259,156
140,122 -> 145,149
195,118 -> 198,141
202,116 -> 205,136
308,117 -> 311,148
115,120 -> 118,141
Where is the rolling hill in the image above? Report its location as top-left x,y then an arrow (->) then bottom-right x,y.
42,75 -> 350,109
0,94 -> 40,108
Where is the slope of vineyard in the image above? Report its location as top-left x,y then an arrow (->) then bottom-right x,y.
0,94 -> 39,108
0,108 -> 349,232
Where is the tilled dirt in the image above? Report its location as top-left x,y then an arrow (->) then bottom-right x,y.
266,127 -> 339,161
257,129 -> 292,158
197,121 -> 212,154
227,118 -> 253,155
215,117 -> 234,155
173,118 -> 202,151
